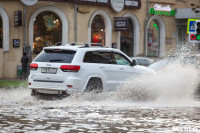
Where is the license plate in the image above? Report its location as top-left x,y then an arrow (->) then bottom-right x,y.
41,68 -> 57,74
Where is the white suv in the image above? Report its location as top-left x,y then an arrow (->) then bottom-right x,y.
28,43 -> 155,96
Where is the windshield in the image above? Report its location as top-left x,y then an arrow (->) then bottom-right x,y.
34,49 -> 76,63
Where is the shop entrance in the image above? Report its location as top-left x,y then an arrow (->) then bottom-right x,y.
91,15 -> 105,46
120,18 -> 134,57
147,20 -> 160,57
33,11 -> 62,54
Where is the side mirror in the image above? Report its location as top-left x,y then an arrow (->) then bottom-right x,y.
131,59 -> 138,66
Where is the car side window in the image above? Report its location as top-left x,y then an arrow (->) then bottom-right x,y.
113,53 -> 131,66
83,51 -> 98,63
96,52 -> 113,64
83,51 -> 113,64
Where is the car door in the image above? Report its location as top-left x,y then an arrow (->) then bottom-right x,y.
113,52 -> 139,85
96,51 -> 118,91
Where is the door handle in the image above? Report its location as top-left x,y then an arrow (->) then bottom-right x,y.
100,67 -> 105,69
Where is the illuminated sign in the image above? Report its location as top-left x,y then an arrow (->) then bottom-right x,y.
149,4 -> 175,16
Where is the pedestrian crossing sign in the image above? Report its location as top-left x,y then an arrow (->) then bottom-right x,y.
187,19 -> 200,34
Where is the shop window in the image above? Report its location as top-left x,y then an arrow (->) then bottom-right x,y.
147,20 -> 160,57
91,15 -> 105,46
120,18 -> 134,56
0,17 -> 2,48
33,11 -> 62,54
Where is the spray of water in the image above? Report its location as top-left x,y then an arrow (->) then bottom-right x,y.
0,46 -> 200,107
114,62 -> 199,103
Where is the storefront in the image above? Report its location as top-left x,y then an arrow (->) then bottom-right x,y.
146,2 -> 176,57
33,11 -> 62,54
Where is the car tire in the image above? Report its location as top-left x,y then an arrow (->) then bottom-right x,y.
61,91 -> 70,97
85,78 -> 103,93
31,89 -> 37,96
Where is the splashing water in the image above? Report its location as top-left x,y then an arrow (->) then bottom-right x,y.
115,62 -> 199,104
113,45 -> 200,106
0,47 -> 200,108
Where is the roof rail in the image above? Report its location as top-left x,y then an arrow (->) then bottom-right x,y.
55,42 -> 68,46
70,42 -> 103,47
55,42 -> 103,47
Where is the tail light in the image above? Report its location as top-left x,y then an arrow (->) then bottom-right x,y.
30,63 -> 38,70
60,65 -> 80,72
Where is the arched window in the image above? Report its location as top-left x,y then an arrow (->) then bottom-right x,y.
120,18 -> 134,56
91,15 -> 105,46
0,16 -> 2,48
33,11 -> 62,54
147,20 -> 160,57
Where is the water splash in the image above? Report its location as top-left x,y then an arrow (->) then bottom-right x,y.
114,62 -> 199,104
0,46 -> 200,107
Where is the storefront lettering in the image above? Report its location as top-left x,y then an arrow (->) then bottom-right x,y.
114,17 -> 128,31
59,0 -> 141,9
81,0 -> 108,3
154,4 -> 171,12
125,0 -> 138,7
149,4 -> 175,16
116,21 -> 126,27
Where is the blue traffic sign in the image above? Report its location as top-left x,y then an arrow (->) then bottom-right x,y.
187,19 -> 200,34
189,21 -> 196,33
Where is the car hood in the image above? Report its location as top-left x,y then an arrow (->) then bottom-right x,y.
135,65 -> 156,75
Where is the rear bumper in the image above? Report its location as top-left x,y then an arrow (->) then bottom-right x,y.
29,86 -> 66,94
28,77 -> 83,95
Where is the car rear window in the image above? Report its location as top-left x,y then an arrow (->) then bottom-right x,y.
34,49 -> 76,63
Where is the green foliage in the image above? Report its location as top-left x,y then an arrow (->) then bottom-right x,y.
0,80 -> 28,89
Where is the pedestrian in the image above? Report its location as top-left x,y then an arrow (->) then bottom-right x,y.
21,52 -> 29,79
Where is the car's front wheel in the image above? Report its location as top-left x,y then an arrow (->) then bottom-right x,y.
84,78 -> 103,93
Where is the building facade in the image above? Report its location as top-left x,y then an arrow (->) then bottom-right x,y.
0,0 -> 199,79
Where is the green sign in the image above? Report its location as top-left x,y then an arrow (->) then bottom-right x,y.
197,35 -> 200,40
149,8 -> 175,16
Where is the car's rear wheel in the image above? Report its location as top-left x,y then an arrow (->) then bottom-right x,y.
31,89 -> 37,96
85,78 -> 103,93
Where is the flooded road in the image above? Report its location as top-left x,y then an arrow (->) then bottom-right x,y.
0,88 -> 200,133
1,57 -> 200,132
